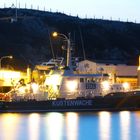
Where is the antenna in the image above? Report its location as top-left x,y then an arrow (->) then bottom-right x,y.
47,29 -> 55,59
19,2 -> 20,8
78,26 -> 86,60
10,1 -> 17,22
15,0 -> 17,21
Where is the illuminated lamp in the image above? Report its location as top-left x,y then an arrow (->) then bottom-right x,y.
122,82 -> 130,91
101,81 -> 110,91
66,80 -> 78,92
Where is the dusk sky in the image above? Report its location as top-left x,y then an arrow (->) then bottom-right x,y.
0,0 -> 140,22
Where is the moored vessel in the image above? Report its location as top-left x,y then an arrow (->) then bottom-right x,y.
0,32 -> 140,113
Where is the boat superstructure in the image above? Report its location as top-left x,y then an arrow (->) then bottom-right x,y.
44,68 -> 110,99
35,57 -> 64,70
2,32 -> 130,102
43,32 -> 129,100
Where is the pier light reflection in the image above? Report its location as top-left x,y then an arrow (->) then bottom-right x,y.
99,111 -> 111,140
28,113 -> 40,140
134,112 -> 140,138
120,111 -> 130,140
66,112 -> 79,140
45,113 -> 64,140
1,113 -> 20,140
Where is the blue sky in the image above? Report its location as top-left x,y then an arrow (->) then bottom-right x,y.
0,0 -> 140,22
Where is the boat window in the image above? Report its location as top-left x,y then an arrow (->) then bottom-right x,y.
47,64 -> 56,66
91,79 -> 95,82
80,78 -> 84,83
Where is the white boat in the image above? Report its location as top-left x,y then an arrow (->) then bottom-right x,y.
7,33 -> 129,102
43,33 -> 129,100
35,57 -> 64,70
1,33 -> 138,113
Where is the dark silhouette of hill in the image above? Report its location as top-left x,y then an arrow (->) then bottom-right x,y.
0,8 -> 140,70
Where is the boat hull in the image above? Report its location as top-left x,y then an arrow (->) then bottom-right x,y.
1,94 -> 140,113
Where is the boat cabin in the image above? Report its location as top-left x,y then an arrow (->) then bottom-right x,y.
44,69 -> 109,99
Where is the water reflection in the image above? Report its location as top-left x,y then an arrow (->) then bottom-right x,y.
65,112 -> 78,140
0,111 -> 140,140
28,113 -> 40,140
99,111 -> 111,140
0,113 -> 20,140
134,111 -> 140,139
120,111 -> 130,140
45,112 -> 64,140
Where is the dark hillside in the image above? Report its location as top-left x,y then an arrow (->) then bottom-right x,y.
0,8 -> 140,70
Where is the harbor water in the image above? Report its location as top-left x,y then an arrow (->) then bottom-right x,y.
0,111 -> 140,140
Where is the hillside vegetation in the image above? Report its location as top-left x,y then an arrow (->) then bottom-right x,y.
0,8 -> 140,70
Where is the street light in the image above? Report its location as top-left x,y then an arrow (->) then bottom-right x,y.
52,32 -> 71,68
0,55 -> 13,69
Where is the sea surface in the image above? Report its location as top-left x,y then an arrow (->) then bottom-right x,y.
0,111 -> 140,140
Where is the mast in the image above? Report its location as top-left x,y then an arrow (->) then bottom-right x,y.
137,55 -> 140,87
66,33 -> 71,68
